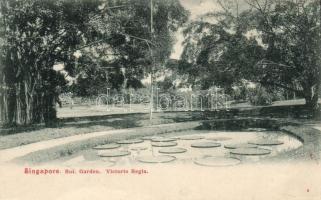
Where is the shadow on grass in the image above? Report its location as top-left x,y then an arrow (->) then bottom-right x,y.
0,113 -> 146,136
0,111 -> 204,138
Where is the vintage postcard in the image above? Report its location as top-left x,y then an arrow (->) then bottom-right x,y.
0,0 -> 321,199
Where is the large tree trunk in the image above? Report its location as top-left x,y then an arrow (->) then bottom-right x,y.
1,74 -> 58,126
303,84 -> 320,118
0,85 -> 9,124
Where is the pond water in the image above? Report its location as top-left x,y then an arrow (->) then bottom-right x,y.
61,130 -> 303,167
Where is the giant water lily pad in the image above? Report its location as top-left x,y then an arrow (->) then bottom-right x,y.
230,148 -> 271,156
179,135 -> 204,140
137,155 -> 176,163
206,137 -> 232,141
93,143 -> 120,150
142,136 -> 162,140
248,140 -> 284,146
194,156 -> 241,167
117,139 -> 144,144
151,142 -> 177,147
151,138 -> 176,142
99,150 -> 131,157
159,147 -> 187,154
191,141 -> 221,148
224,143 -> 258,149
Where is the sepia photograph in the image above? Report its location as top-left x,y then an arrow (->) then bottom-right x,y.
0,0 -> 321,199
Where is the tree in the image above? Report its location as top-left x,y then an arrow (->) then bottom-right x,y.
0,0 -> 103,125
0,0 -> 189,125
245,0 -> 321,113
180,0 -> 320,114
180,5 -> 264,91
67,0 -> 189,96
89,0 -> 189,91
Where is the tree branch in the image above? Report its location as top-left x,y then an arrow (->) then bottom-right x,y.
258,80 -> 303,94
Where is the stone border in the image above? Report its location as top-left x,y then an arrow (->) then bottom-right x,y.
269,125 -> 321,161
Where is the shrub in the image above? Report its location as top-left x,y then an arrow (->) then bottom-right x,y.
248,86 -> 273,106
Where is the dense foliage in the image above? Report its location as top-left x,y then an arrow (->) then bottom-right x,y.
0,0 -> 188,125
180,0 -> 321,111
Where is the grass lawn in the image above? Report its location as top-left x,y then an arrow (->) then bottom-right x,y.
57,104 -> 150,118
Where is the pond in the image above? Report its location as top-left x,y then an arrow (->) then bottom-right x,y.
61,129 -> 303,167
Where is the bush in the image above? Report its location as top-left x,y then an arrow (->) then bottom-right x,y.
232,84 -> 249,101
248,86 -> 273,106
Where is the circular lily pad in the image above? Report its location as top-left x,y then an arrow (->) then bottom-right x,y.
117,139 -> 144,144
179,135 -> 204,140
206,137 -> 232,141
248,140 -> 284,146
130,146 -> 148,151
224,143 -> 258,149
93,143 -> 120,150
194,156 -> 241,167
151,142 -> 177,147
137,155 -> 176,163
151,138 -> 176,142
99,150 -> 131,157
191,141 -> 221,148
230,148 -> 271,156
142,136 -> 161,140
159,147 -> 187,154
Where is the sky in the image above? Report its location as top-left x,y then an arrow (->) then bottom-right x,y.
179,0 -> 221,20
170,0 -> 221,59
